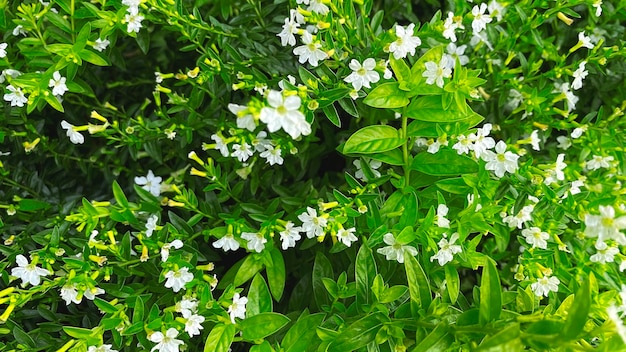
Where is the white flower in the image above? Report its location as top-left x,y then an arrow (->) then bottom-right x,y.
49,71 -> 68,96
443,43 -> 469,69
442,12 -> 462,43
563,178 -> 585,198
336,227 -> 358,247
228,293 -> 248,323
422,58 -> 451,88
482,141 -> 519,178
572,61 -> 588,90
252,131 -> 271,152
578,31 -> 594,49
298,207 -> 327,238
307,0 -> 329,14
571,126 -> 587,139
488,0 -> 505,21
60,120 -> 85,144
164,267 -> 194,293
146,214 -> 158,237
531,275 -> 560,297
210,133 -> 230,157
213,233 -> 240,252
507,89 -> 523,111
502,204 -> 534,229
150,328 -> 184,352
83,286 -> 105,301
389,23 -> 421,59
60,283 -> 82,305
471,4 -> 493,34
260,145 -> 284,166
122,0 -> 140,14
584,205 -> 626,245
293,31 -> 327,67
0,43 -> 7,58
184,314 -> 205,337
11,254 -> 50,286
161,239 -> 184,262
521,227 -> 549,249
0,69 -> 21,84
277,12 -> 300,46
125,13 -> 144,33
228,103 -> 256,131
436,204 -> 450,228
556,136 -> 571,150
353,159 -> 382,182
93,38 -> 110,52
543,154 -> 566,185
376,233 -> 417,263
528,130 -> 540,151
87,345 -> 118,352
344,58 -> 380,91
586,155 -> 614,171
12,25 -> 27,36
555,82 -> 578,112
260,90 -> 311,139
589,241 -> 619,264
176,297 -> 199,317
279,221 -> 302,250
135,170 -> 162,197
430,233 -> 462,266
470,30 -> 493,50
241,232 -> 267,253
231,142 -> 253,162
592,0 -> 603,17
453,134 -> 475,155
4,85 -> 28,107
607,305 -> 626,344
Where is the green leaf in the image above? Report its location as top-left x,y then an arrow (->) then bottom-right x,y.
313,252 -> 334,309
282,312 -> 325,352
411,322 -> 451,352
247,273 -> 273,317
406,113 -> 483,138
367,148 -> 404,166
322,104 -> 341,127
479,258 -> 502,325
74,22 -> 91,51
477,323 -> 522,351
93,298 -> 118,314
17,199 -> 50,212
355,243 -> 377,311
204,324 -> 235,352
44,92 -> 64,112
132,296 -> 145,324
343,125 -> 405,155
112,181 -> 129,208
411,149 -> 478,176
389,56 -> 411,82
560,276 -> 590,340
444,265 -> 460,304
404,255 -> 431,316
168,211 -> 194,235
363,82 -> 410,108
379,285 -> 408,303
240,313 -> 290,340
234,254 -> 264,287
266,248 -> 286,301
13,326 -> 35,348
45,12 -> 72,33
78,49 -> 110,66
327,312 -> 387,352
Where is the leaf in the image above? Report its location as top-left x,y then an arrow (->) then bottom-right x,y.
444,265 -> 460,304
322,104 -> 341,127
247,273 -> 273,317
266,248 -> 286,301
204,324 -> 236,352
404,255 -> 431,316
312,252 -> 334,309
17,199 -> 50,212
479,258 -> 502,325
343,125 -> 405,155
132,296 -> 145,324
355,243 -> 377,311
44,93 -> 64,112
13,326 -> 35,348
363,82 -> 410,108
379,286 -> 408,304
477,323 -> 522,351
112,181 -> 129,208
168,211 -> 194,235
74,22 -> 91,51
411,149 -> 478,176
282,312 -> 325,352
367,149 -> 404,166
240,313 -> 290,340
560,276 -> 590,340
406,113 -> 483,138
78,49 -> 110,66
234,254 -> 264,287
389,56 -> 411,82
410,322 -> 451,352
327,313 -> 387,352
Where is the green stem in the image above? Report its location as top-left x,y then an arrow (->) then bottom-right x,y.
401,109 -> 410,189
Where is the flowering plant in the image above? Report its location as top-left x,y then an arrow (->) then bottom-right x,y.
1,0 -> 626,351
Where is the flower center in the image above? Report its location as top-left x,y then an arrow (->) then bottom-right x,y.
601,217 -> 614,227
497,154 -> 506,162
357,67 -> 367,76
277,105 -> 287,115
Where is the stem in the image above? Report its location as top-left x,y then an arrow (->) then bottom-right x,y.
401,109 -> 410,189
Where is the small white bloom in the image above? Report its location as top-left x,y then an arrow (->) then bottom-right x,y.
210,133 -> 230,157
471,4 -> 493,34
298,207 -> 327,238
228,293 -> 248,323
592,0 -> 602,17
586,155 -> 614,171
122,0 -> 141,14
531,275 -> 560,297
11,254 -> 51,287
336,227 -> 358,247
470,30 -> 493,50
521,227 -> 549,249
12,25 -> 27,36
453,134 -> 476,155
544,154 -> 567,185
577,31 -> 594,49
443,43 -> 469,69
376,233 -> 417,263
149,328 -> 184,352
507,89 -> 523,111
488,0 -> 505,21
528,130 -> 540,151
231,142 -> 254,162
184,314 -> 205,337
125,13 -> 144,33
422,58 -> 452,88
584,205 -> 626,245
60,283 -> 82,305
589,241 -> 619,264
279,221 -> 302,250
620,260 -> 626,272
260,145 -> 284,166
555,82 -> 578,112
344,58 -> 380,91
564,178 -> 585,197
228,103 -> 256,131
93,38 -> 110,52
482,141 -> 519,178
436,204 -> 450,228
87,345 -> 118,352
427,138 -> 447,153
164,267 -> 194,293
607,305 -> 626,344
61,120 -> 85,144
571,126 -> 587,139
293,31 -> 327,67
252,131 -> 271,152
83,286 -> 105,301
383,60 -> 393,79
353,159 -> 382,182
161,239 -> 184,262
4,85 -> 28,107
135,170 -> 162,197
556,136 -> 571,150
0,43 -> 7,58
146,214 -> 158,237
430,233 -> 462,266
241,232 -> 267,253
49,71 -> 69,96
176,297 -> 199,317
389,23 -> 421,59
260,90 -> 311,139
470,124 -> 496,159
572,61 -> 588,90
442,12 -> 463,43
277,12 -> 300,47
502,204 -> 535,229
